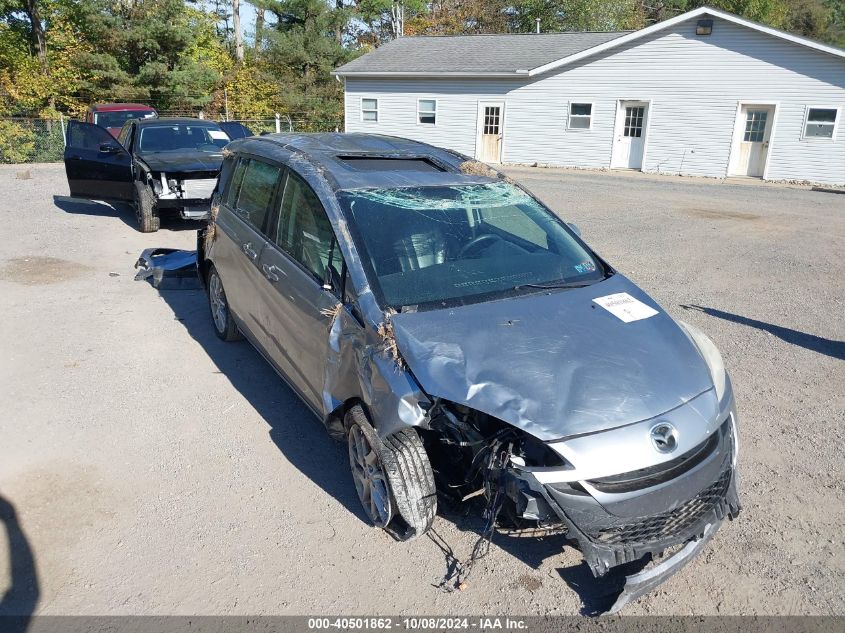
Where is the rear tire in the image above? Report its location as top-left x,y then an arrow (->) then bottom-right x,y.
207,265 -> 241,342
345,406 -> 436,539
134,181 -> 160,233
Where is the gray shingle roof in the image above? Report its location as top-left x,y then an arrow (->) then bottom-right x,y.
334,31 -> 630,76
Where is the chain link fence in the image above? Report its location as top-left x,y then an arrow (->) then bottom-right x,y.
0,117 -> 67,164
0,113 -> 343,164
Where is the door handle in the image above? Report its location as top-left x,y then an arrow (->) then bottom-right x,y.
242,242 -> 257,260
261,263 -> 282,282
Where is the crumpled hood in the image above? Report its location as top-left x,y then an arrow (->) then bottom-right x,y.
390,274 -> 714,441
139,152 -> 223,173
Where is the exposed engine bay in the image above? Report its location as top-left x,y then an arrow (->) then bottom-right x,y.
416,398 -> 740,611
144,169 -> 217,220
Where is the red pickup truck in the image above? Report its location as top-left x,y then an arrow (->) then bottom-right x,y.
86,103 -> 158,138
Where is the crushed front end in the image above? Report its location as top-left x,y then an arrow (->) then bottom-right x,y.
422,386 -> 740,610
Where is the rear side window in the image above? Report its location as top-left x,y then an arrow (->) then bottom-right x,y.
235,159 -> 281,231
275,171 -> 339,282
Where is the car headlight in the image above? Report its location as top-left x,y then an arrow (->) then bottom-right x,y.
679,320 -> 727,402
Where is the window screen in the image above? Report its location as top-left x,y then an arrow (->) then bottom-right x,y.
418,99 -> 436,124
804,108 -> 837,139
235,159 -> 280,231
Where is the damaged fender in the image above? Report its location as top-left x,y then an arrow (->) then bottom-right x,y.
321,301 -> 431,441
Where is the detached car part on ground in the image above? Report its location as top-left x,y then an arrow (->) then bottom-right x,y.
196,133 -> 740,612
63,117 -> 252,232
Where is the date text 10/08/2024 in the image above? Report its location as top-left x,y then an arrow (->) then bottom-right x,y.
307,617 -> 528,630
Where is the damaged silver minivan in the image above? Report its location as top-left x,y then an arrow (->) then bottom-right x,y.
199,133 -> 740,611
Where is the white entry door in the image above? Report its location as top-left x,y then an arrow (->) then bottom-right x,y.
731,105 -> 774,178
611,101 -> 649,169
476,102 -> 504,163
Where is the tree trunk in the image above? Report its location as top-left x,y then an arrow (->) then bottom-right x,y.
335,0 -> 343,43
232,0 -> 244,62
255,7 -> 264,49
23,0 -> 48,72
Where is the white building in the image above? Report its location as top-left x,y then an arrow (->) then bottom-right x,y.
334,7 -> 845,185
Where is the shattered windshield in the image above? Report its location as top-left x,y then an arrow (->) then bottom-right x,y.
137,124 -> 230,154
338,182 -> 605,309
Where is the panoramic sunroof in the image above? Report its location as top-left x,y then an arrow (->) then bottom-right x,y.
338,156 -> 445,173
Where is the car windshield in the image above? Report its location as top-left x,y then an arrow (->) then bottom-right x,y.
137,124 -> 230,154
94,110 -> 155,128
338,182 -> 605,309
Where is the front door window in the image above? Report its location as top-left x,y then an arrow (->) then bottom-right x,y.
275,170 -> 342,286
483,107 -> 500,135
743,110 -> 768,143
624,106 -> 645,138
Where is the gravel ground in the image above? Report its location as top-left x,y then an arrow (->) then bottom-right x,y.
0,163 -> 842,617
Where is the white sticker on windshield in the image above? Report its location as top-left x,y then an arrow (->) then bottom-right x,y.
592,293 -> 659,323
208,130 -> 230,140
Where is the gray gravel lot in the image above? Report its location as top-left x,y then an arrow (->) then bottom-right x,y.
0,163 -> 843,616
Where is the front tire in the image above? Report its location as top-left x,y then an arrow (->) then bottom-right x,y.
134,181 -> 160,233
207,265 -> 241,341
346,406 -> 436,539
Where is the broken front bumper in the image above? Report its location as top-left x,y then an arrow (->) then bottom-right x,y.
503,413 -> 741,579
134,248 -> 201,290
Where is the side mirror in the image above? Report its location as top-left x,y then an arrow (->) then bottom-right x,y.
567,222 -> 582,237
99,142 -> 120,154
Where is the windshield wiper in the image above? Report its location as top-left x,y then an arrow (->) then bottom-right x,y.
513,280 -> 595,291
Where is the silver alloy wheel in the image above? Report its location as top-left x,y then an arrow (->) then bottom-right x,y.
208,272 -> 228,334
348,423 -> 393,527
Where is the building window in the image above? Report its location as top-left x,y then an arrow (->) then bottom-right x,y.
803,107 -> 838,139
568,103 -> 593,130
418,99 -> 436,124
361,98 -> 379,122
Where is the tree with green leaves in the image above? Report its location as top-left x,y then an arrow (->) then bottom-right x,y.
72,0 -> 223,112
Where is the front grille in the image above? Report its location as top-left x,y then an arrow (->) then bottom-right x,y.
587,418 -> 728,494
589,467 -> 732,546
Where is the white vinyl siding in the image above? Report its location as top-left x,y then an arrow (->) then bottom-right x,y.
345,15 -> 845,185
346,78 -> 512,157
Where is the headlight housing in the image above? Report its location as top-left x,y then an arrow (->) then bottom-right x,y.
679,320 -> 727,402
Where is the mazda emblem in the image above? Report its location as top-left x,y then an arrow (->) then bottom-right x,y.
650,422 -> 678,454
